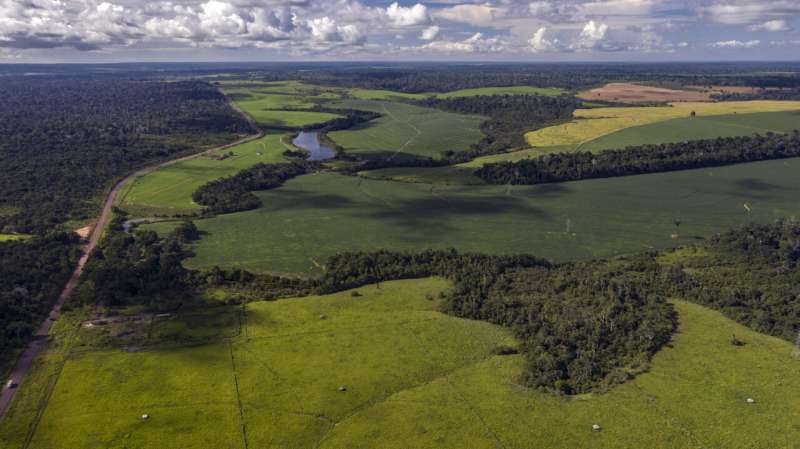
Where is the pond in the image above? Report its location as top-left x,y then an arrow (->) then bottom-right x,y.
292,131 -> 336,161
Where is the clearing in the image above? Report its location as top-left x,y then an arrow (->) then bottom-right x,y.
577,82 -> 712,103
350,86 -> 564,101
221,82 -> 344,128
4,279 -> 798,449
146,157 -> 800,275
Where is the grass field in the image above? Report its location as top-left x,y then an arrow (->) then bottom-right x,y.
349,86 -> 564,100
327,99 -> 485,159
118,134 -> 289,216
220,81 -> 344,127
5,279 -> 799,448
147,157 -> 800,275
469,101 -> 800,166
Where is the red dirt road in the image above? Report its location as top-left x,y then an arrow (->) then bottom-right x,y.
0,131 -> 262,420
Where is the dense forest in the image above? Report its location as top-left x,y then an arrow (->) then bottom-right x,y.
415,94 -> 578,160
0,233 -> 81,373
712,88 -> 800,101
476,132 -> 800,185
0,79 -> 252,234
192,160 -> 321,214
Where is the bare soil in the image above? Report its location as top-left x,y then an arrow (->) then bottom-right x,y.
578,82 -> 713,103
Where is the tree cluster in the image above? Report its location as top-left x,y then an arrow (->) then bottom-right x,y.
476,132 -> 800,185
192,161 -> 321,214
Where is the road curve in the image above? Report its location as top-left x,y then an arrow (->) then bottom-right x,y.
0,130 -> 263,419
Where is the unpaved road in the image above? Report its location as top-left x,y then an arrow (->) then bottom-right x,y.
0,130 -> 262,419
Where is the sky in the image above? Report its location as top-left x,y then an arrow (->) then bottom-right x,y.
1,0 -> 799,62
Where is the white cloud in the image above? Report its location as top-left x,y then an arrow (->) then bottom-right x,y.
749,20 -> 792,32
702,1 -> 800,26
528,26 -> 558,52
420,32 -> 506,53
386,2 -> 429,27
307,16 -> 363,44
710,39 -> 761,48
575,19 -> 609,48
420,25 -> 440,41
434,4 -> 505,26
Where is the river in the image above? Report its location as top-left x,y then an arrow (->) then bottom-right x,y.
292,131 -> 336,161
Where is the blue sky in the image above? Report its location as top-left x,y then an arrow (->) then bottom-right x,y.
1,0 -> 799,62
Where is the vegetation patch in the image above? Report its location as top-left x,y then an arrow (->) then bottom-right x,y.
349,85 -> 564,100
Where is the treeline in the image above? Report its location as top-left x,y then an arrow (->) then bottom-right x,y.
287,62 -> 800,93
414,94 -> 578,160
713,89 -> 800,101
476,132 -> 800,185
192,161 -> 321,214
0,234 -> 81,373
0,79 -> 252,234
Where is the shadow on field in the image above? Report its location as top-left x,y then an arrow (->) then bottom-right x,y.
732,178 -> 786,199
363,194 -> 551,240
258,189 -> 357,211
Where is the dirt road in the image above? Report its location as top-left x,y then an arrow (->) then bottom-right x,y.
0,130 -> 263,419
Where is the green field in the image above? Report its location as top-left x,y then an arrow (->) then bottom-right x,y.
5,278 -> 799,449
581,110 -> 800,152
350,86 -> 564,100
118,134 -> 288,216
221,81 -> 344,127
147,157 -> 800,274
327,100 -> 485,159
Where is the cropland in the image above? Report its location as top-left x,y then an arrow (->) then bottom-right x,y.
327,99 -> 485,159
148,157 -> 800,274
2,277 -> 798,449
469,101 -> 800,165
577,82 -> 712,103
221,81 -> 345,127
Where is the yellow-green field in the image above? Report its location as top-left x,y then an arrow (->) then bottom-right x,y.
468,100 -> 800,166
3,279 -> 798,449
117,134 -> 289,216
0,233 -> 29,242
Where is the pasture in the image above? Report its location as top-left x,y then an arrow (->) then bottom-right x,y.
148,157 -> 800,275
327,99 -> 485,159
5,279 -> 799,449
118,134 -> 289,216
470,101 -> 800,165
220,82 -> 344,127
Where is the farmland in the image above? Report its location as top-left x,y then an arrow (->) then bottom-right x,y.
147,157 -> 800,274
220,81 -> 344,127
327,100 -> 485,159
469,100 -> 800,165
576,82 -> 712,103
118,134 -> 289,216
4,277 -> 798,449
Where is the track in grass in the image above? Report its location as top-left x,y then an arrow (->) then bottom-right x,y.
147,157 -> 800,275
7,279 -> 800,449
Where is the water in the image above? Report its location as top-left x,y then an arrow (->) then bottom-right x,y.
292,131 -> 336,161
